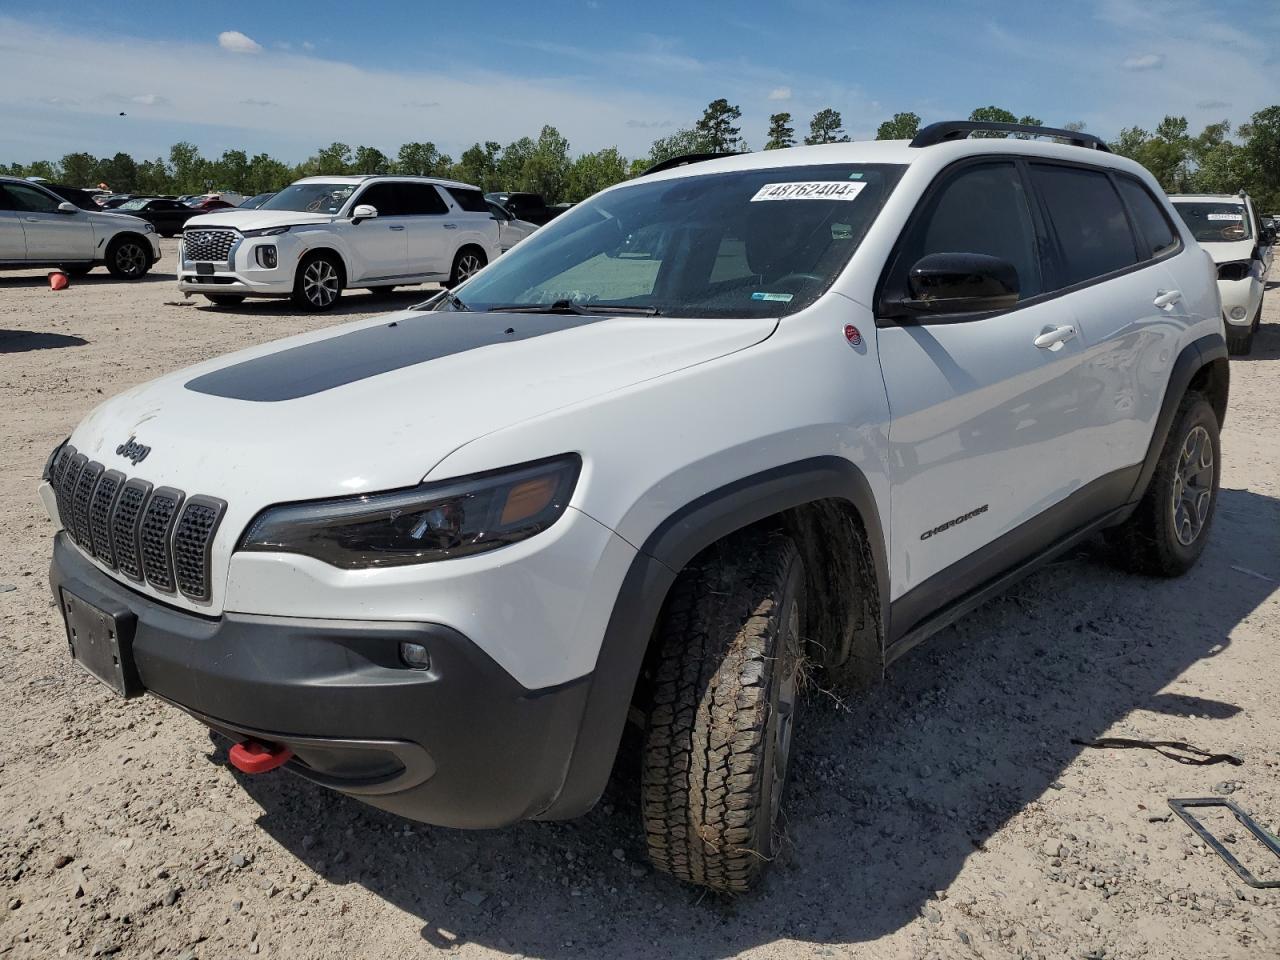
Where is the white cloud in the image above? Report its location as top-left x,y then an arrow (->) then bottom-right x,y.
1121,52 -> 1164,70
767,86 -> 792,101
301,41 -> 315,52
217,30 -> 262,54
130,93 -> 169,106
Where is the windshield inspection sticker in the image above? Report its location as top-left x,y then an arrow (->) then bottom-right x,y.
752,292 -> 794,302
1207,213 -> 1244,221
750,181 -> 868,202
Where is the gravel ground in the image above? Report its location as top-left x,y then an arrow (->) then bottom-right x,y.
1,241 -> 1277,959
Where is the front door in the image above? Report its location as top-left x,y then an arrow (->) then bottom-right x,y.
877,160 -> 1095,635
347,181 -> 408,281
1,182 -> 95,260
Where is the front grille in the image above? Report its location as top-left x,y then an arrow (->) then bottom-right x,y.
50,445 -> 227,602
184,229 -> 238,263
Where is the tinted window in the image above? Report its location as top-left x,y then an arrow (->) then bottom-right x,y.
447,187 -> 488,212
2,182 -> 61,213
399,183 -> 448,216
355,182 -> 407,216
1116,177 -> 1178,258
486,201 -> 511,220
1031,164 -> 1138,287
896,161 -> 1042,300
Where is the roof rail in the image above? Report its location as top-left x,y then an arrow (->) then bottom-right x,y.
640,152 -> 739,177
910,121 -> 1111,152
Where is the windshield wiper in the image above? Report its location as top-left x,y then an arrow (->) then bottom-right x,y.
487,299 -> 660,316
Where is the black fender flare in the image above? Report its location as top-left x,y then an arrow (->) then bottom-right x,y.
536,456 -> 888,820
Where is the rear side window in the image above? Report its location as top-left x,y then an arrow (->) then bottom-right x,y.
1030,164 -> 1138,287
1115,176 -> 1178,259
894,161 -> 1043,300
399,183 -> 449,216
447,188 -> 487,213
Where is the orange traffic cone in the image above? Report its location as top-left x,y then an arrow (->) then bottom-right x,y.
49,271 -> 69,291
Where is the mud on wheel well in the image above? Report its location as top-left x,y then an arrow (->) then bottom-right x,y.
1189,357 -> 1229,428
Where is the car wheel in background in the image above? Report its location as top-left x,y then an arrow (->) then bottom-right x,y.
291,253 -> 344,311
105,237 -> 151,279
445,248 -> 487,289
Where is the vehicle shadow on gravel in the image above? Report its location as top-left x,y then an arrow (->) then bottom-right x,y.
191,289 -> 437,318
1234,320 -> 1280,361
224,487 -> 1277,958
0,273 -> 170,288
0,330 -> 88,353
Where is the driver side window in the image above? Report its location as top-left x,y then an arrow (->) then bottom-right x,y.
3,183 -> 62,214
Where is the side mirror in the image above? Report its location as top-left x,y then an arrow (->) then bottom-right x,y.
351,204 -> 377,223
889,252 -> 1020,317
57,201 -> 78,214
1262,226 -> 1276,245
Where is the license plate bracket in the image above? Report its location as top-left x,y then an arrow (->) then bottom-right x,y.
196,263 -> 214,275
61,587 -> 142,698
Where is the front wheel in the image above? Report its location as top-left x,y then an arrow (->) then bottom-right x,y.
291,253 -> 344,311
641,530 -> 805,893
445,248 -> 486,289
105,237 -> 151,279
1107,391 -> 1220,576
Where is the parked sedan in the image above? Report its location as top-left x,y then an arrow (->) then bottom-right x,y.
114,197 -> 200,237
240,192 -> 276,210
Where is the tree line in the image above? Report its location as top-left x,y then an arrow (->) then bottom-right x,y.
6,100 -> 1279,212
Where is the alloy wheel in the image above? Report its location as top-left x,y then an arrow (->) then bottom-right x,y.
116,243 -> 147,278
303,259 -> 340,308
1171,424 -> 1213,546
457,253 -> 483,281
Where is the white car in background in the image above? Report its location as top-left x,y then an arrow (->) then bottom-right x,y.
0,175 -> 161,278
1170,192 -> 1273,355
487,199 -> 538,252
177,175 -> 501,309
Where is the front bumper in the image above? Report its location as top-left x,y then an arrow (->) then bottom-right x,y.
177,235 -> 295,297
1217,275 -> 1263,327
50,533 -> 591,828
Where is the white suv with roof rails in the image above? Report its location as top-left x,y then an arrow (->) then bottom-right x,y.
45,121 -> 1228,893
1169,192 -> 1273,355
177,175 -> 501,310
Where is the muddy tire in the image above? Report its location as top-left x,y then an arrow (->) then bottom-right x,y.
1107,391 -> 1220,576
641,530 -> 805,893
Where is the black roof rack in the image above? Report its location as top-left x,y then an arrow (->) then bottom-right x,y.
910,121 -> 1111,152
640,152 -> 739,177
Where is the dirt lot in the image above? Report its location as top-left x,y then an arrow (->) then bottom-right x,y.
1,241 -> 1277,959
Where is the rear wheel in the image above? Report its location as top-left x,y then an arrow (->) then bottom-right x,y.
641,530 -> 805,893
291,253 -> 344,311
1107,391 -> 1220,576
203,294 -> 246,307
105,236 -> 150,279
445,248 -> 486,289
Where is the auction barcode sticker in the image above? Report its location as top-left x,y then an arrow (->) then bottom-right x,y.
1207,213 -> 1244,221
750,181 -> 868,202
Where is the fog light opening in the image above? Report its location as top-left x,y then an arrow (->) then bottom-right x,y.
1229,305 -> 1248,321
256,244 -> 278,269
399,642 -> 431,670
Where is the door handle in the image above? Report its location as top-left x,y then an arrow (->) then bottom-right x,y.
1033,324 -> 1077,350
1153,289 -> 1182,309
25,217 -> 42,223
443,223 -> 458,230
388,225 -> 405,231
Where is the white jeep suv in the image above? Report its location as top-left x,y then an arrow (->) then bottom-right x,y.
0,175 -> 161,278
177,175 -> 501,310
1170,192 -> 1273,355
45,122 -> 1228,893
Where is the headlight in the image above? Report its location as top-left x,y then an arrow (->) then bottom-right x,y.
242,226 -> 292,238
238,455 -> 581,569
142,222 -> 156,234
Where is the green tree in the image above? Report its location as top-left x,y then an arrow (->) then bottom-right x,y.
245,153 -> 291,194
59,152 -> 98,186
804,108 -> 850,145
1240,105 -> 1280,212
135,158 -> 173,195
303,142 -> 353,176
645,128 -> 711,166
875,112 -> 921,140
497,137 -> 536,189
450,141 -> 502,191
765,112 -> 795,150
97,153 -> 139,192
212,149 -> 251,191
396,141 -> 451,177
695,98 -> 745,152
520,125 -> 572,201
168,141 -> 207,192
351,145 -> 392,175
566,147 -> 629,201
967,106 -> 1043,138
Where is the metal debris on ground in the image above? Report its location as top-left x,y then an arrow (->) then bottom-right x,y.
1168,797 -> 1280,889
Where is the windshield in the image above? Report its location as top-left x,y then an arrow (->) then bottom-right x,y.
1173,201 -> 1252,243
446,163 -> 904,318
260,182 -> 357,215
117,198 -> 150,211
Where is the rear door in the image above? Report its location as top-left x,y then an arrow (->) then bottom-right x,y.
3,181 -> 95,260
400,183 -> 452,277
1027,163 -> 1193,480
878,159 -> 1097,623
348,181 -> 409,280
0,188 -> 27,259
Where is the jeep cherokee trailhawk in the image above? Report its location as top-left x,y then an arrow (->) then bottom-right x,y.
44,121 -> 1228,893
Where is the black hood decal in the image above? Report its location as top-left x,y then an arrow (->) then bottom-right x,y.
184,311 -> 606,402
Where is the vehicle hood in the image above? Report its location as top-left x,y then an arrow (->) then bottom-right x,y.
184,209 -> 335,231
89,210 -> 150,228
1198,238 -> 1257,265
69,307 -> 777,510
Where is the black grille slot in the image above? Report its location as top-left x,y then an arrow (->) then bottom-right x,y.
184,229 -> 238,263
50,444 -> 77,526
89,470 -> 125,567
71,460 -> 104,549
173,497 -> 226,601
112,479 -> 152,581
60,453 -> 88,539
139,487 -> 184,592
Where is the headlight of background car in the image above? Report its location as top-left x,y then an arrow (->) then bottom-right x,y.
238,455 -> 581,569
242,226 -> 292,238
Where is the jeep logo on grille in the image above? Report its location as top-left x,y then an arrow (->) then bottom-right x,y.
115,436 -> 151,465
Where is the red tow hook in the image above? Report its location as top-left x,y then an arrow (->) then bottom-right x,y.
228,739 -> 293,774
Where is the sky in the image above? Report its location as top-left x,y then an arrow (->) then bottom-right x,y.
2,0 -> 1278,165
